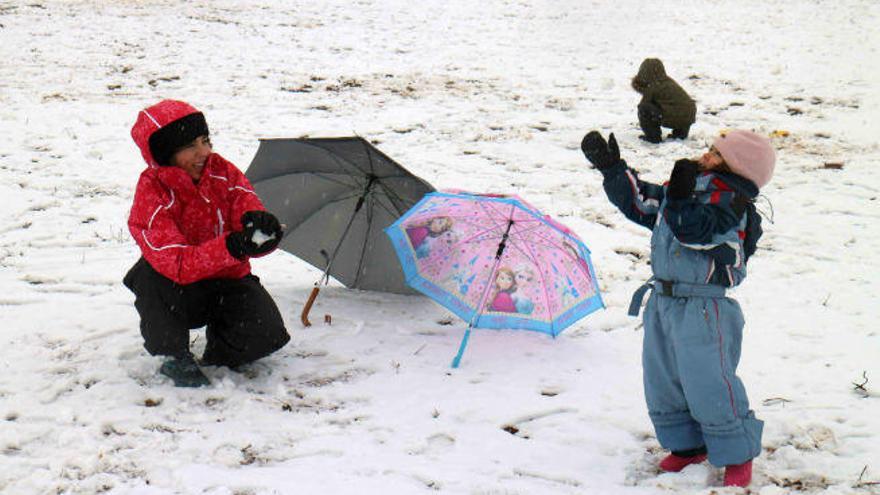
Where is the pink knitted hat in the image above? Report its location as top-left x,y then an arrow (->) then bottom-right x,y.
713,130 -> 776,188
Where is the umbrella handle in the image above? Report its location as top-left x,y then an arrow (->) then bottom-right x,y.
301,286 -> 320,327
451,328 -> 473,369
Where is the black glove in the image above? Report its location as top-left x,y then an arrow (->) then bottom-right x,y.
241,210 -> 282,237
666,159 -> 700,200
226,211 -> 282,259
581,131 -> 620,170
731,194 -> 751,218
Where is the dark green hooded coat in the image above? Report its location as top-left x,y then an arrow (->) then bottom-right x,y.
632,59 -> 696,129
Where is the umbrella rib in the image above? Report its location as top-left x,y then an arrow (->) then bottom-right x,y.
410,200 -> 513,273
305,140 -> 370,177
513,220 -> 597,329
471,204 -> 517,325
504,226 -> 557,325
369,187 -> 412,218
516,232 -> 590,277
483,200 -> 520,223
510,224 -> 565,251
407,199 -> 527,274
355,136 -> 436,187
445,203 -> 510,245
443,220 -> 503,249
361,137 -> 376,176
285,191 -> 363,231
413,221 -> 503,275
412,213 -> 498,235
520,239 -> 572,257
374,181 -> 415,216
251,170 -> 363,187
323,175 -> 382,287
322,203 -> 362,284
491,204 -> 588,329
476,200 -> 512,239
501,209 -> 582,254
309,172 -> 364,188
312,138 -> 433,188
407,200 -> 520,234
522,229 -> 581,255
351,194 -> 375,287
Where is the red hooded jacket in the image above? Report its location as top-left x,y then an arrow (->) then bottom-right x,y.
128,100 -> 266,285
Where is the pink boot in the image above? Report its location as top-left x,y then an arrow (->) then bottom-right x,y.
658,452 -> 708,472
723,460 -> 753,487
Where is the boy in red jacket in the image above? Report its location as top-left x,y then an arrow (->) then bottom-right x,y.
124,100 -> 290,387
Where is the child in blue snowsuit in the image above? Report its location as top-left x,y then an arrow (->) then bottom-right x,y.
580,129 -> 776,488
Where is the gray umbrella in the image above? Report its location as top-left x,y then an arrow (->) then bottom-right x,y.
245,137 -> 435,324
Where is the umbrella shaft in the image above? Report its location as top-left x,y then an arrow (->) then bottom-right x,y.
494,219 -> 514,259
468,219 -> 514,328
319,176 -> 377,284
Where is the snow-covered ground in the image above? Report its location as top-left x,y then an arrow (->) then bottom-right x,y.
1,1 -> 879,493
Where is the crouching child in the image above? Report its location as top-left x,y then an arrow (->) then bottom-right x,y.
631,58 -> 696,143
124,100 -> 290,387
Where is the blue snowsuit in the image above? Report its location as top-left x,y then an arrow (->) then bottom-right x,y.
599,160 -> 763,467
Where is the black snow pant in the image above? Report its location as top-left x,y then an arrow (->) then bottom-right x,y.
123,258 -> 290,368
637,101 -> 664,142
638,101 -> 691,141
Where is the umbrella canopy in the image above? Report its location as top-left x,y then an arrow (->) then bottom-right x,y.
386,191 -> 604,366
246,137 -> 435,295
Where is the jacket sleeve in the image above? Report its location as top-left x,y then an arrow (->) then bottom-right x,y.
214,155 -> 266,231
128,174 -> 243,285
663,182 -> 745,265
639,85 -> 656,106
600,161 -> 665,230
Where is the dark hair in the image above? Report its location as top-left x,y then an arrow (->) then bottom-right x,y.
148,112 -> 209,166
714,162 -> 731,173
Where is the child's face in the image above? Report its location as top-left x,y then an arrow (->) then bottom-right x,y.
515,270 -> 533,285
496,271 -> 514,290
429,217 -> 449,233
171,135 -> 212,181
698,146 -> 726,171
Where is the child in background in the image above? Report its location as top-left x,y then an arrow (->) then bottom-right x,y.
631,58 -> 696,143
580,129 -> 775,488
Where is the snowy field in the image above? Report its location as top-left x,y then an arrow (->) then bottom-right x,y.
1,1 -> 879,493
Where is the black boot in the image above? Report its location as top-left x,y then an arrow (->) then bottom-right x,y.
637,101 -> 663,143
668,126 -> 690,140
198,354 -> 244,373
160,352 -> 210,387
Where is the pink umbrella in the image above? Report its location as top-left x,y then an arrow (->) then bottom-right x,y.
386,190 -> 604,367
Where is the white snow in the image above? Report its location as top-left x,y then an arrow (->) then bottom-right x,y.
1,1 -> 879,494
250,228 -> 277,247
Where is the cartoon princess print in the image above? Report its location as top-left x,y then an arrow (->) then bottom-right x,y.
554,241 -> 595,310
563,241 -> 591,278
489,267 -> 518,313
512,265 -> 536,315
406,215 -> 453,258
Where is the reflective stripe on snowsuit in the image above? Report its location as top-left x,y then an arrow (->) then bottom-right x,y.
641,289 -> 762,466
598,159 -> 763,467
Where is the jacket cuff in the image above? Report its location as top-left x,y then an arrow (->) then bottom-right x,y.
599,159 -> 628,179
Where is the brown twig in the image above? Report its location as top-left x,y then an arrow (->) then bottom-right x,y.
855,465 -> 880,487
853,371 -> 869,392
